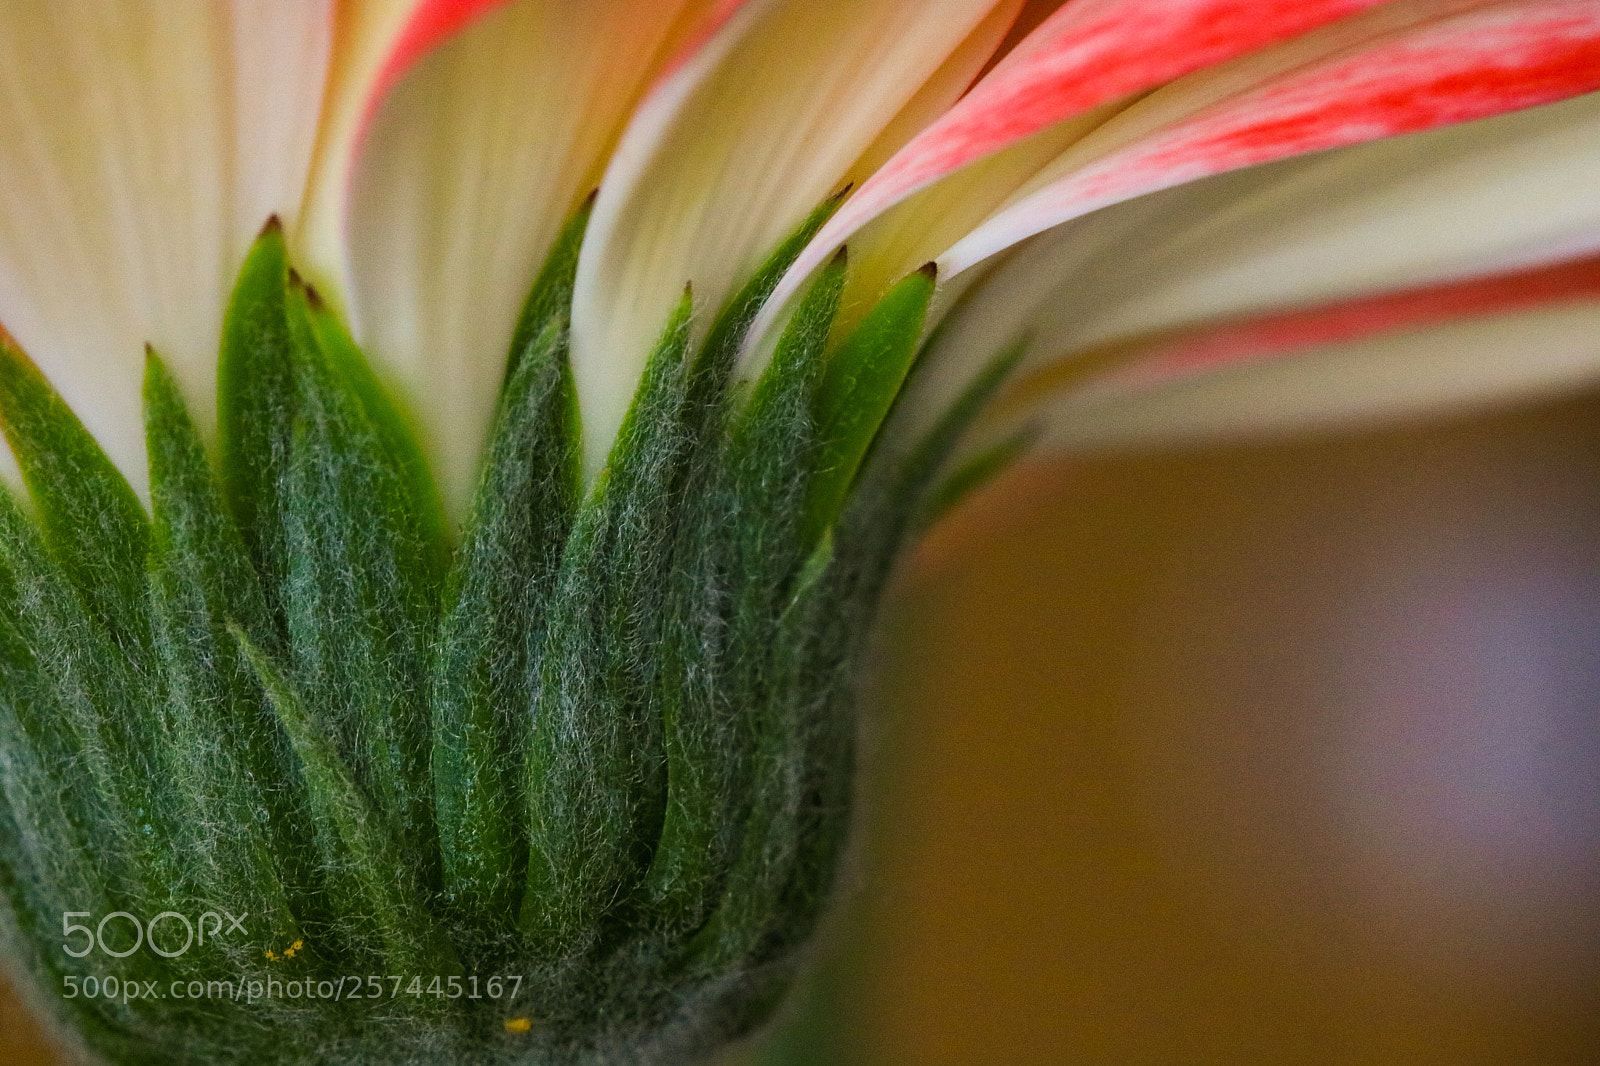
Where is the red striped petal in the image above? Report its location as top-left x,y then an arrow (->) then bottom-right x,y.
804,0 -> 1385,269
1088,254 -> 1600,397
947,0 -> 1600,273
889,0 -> 1384,196
659,0 -> 759,77
1029,287 -> 1600,451
366,0 -> 511,122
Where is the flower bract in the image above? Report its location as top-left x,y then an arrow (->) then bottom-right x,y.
0,3 -> 1596,1064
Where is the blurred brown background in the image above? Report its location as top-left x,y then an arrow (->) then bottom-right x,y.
7,390 -> 1600,1064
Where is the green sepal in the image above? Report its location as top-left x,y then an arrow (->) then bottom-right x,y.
279,276 -> 441,879
0,788 -> 153,1056
643,249 -> 850,940
503,191 -> 594,388
732,247 -> 851,456
893,334 -> 1031,524
0,491 -> 124,862
0,341 -> 207,933
520,289 -> 695,954
0,332 -> 152,650
146,348 -> 279,645
143,350 -> 311,962
431,199 -> 590,938
145,566 -> 307,988
804,262 -> 937,544
432,318 -> 579,936
786,529 -> 836,612
217,218 -> 297,619
0,486 -> 182,938
686,186 -> 850,412
302,285 -> 451,577
232,625 -> 459,978
749,344 -> 1033,971
0,346 -> 193,929
0,588 -> 172,1050
674,529 -> 842,978
911,335 -> 1035,529
619,196 -> 854,956
919,429 -> 1034,529
0,543 -> 126,1026
809,332 -> 1031,669
680,318 -> 1025,981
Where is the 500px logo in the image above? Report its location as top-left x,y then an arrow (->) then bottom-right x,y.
62,910 -> 247,959
61,975 -> 163,1006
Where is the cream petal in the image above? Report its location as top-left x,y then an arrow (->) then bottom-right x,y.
987,93 -> 1600,391
901,89 -> 1600,452
843,0 -> 1025,187
293,0 -> 508,307
342,0 -> 714,517
1057,256 -> 1600,404
748,0 -> 1385,362
1031,301 -> 1600,452
0,1 -> 334,498
568,0 -> 1013,477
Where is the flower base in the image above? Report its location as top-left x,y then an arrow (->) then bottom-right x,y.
0,203 -> 1009,1065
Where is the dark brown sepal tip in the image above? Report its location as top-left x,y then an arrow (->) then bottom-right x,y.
285,268 -> 326,312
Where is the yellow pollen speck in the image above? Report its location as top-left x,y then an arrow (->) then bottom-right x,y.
504,1017 -> 532,1034
266,937 -> 305,962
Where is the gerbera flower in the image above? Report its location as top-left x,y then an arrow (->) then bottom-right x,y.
0,2 -> 1595,1064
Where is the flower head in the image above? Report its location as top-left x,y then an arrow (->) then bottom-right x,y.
0,3 -> 1596,1064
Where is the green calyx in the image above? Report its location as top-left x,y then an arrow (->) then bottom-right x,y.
0,198 -> 1018,1066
